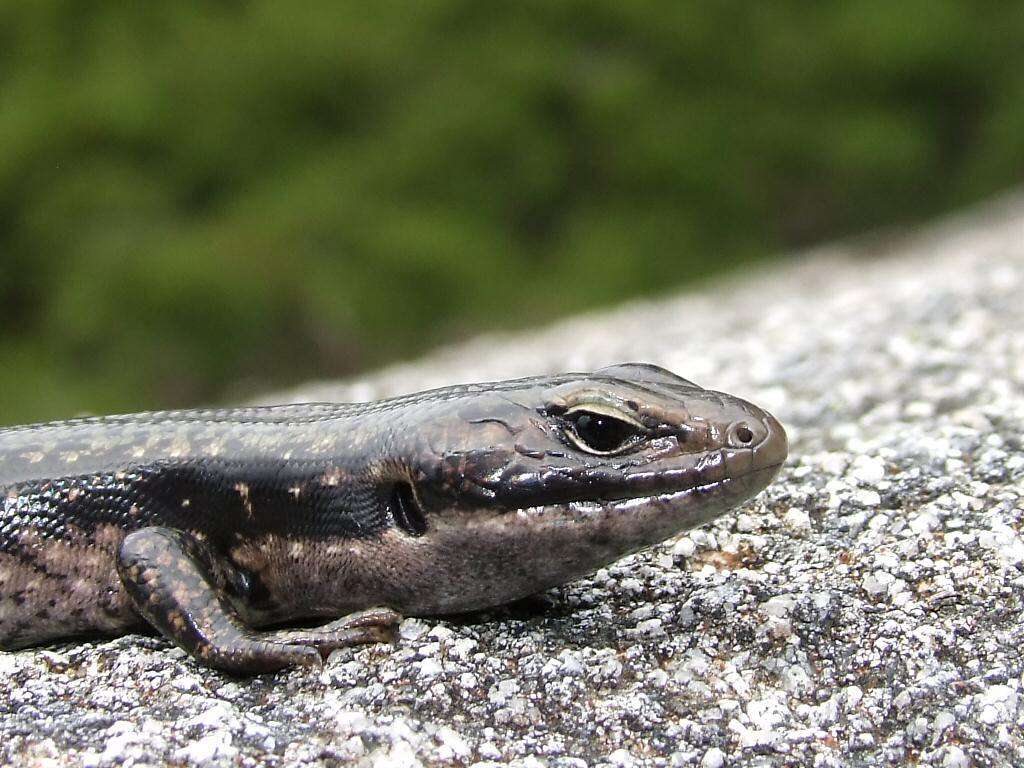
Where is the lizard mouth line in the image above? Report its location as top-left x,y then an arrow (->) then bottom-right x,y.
394,461 -> 784,536
517,462 -> 785,518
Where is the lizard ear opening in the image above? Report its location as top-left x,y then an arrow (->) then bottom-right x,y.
390,482 -> 427,537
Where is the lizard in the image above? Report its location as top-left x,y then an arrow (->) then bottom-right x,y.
0,363 -> 787,673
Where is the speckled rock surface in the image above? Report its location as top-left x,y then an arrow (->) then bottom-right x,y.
3,194 -> 1024,767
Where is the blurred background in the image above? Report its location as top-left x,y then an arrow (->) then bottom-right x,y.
2,2 -> 1024,425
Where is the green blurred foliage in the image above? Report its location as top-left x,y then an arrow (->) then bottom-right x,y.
1,1 -> 1023,423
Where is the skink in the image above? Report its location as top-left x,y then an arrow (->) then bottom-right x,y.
0,363 -> 787,673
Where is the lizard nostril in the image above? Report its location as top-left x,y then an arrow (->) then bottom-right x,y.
726,421 -> 760,448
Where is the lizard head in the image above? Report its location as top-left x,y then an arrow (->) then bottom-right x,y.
365,363 -> 787,615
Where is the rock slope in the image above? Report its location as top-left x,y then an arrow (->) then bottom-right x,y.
3,194 -> 1024,766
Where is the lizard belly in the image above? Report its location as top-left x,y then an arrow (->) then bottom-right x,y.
0,523 -> 138,649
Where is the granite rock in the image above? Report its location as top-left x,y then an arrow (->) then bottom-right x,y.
3,194 -> 1024,766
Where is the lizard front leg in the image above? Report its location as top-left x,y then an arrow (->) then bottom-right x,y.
116,527 -> 399,673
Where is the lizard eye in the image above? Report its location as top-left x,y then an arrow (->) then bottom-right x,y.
564,404 -> 646,454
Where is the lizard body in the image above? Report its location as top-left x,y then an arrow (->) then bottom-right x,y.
0,364 -> 787,672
